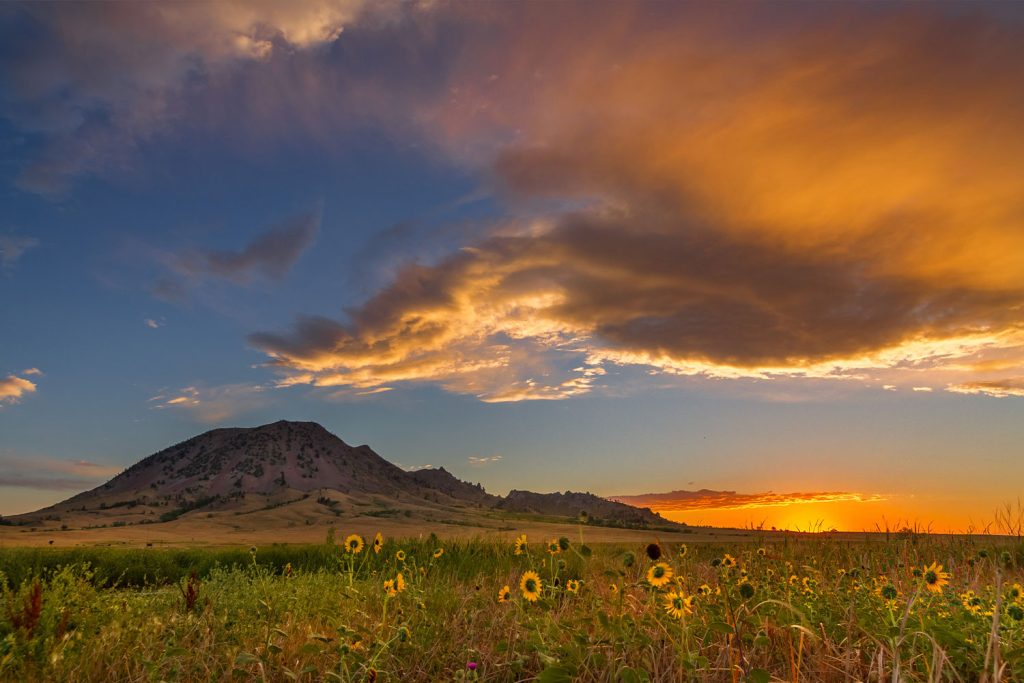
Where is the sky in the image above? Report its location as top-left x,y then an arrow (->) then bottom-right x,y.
2,1 -> 1023,531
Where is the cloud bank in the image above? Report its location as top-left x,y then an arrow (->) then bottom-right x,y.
612,489 -> 886,513
7,3 -> 1024,402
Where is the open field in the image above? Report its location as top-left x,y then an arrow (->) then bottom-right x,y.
2,531 -> 1023,682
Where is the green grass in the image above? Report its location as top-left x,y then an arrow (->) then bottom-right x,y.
1,533 -> 1023,681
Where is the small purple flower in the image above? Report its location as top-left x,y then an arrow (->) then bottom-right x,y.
467,662 -> 478,671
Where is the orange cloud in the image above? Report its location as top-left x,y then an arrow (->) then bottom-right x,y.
0,373 -> 38,406
247,5 -> 1024,401
611,489 -> 885,513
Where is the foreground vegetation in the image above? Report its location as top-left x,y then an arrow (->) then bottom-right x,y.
2,530 -> 1023,681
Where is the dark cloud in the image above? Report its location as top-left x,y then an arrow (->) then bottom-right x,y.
177,212 -> 319,283
157,212 -> 319,299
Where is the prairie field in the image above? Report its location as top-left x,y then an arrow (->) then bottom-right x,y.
1,530 -> 1023,682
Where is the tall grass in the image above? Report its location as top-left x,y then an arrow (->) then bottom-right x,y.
1,534 -> 1022,681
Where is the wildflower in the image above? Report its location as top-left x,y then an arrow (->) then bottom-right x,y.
514,534 -> 527,555
921,562 -> 950,593
757,547 -> 767,557
1009,583 -> 1023,603
961,590 -> 983,615
249,546 -> 258,555
663,590 -> 693,619
646,562 -> 673,588
395,572 -> 406,592
566,579 -> 580,594
547,539 -> 561,555
623,552 -> 635,568
721,554 -> 736,568
697,584 -> 713,596
283,562 -> 293,577
383,579 -> 397,597
1009,605 -> 1024,622
678,544 -> 688,558
558,537 -> 570,552
497,585 -> 512,603
373,532 -> 383,554
433,548 -> 444,559
578,510 -> 589,524
880,585 -> 898,601
467,662 -> 478,671
395,550 -> 406,562
397,625 -> 411,642
345,534 -> 364,554
739,582 -> 755,600
645,543 -> 662,561
520,571 -> 542,602
609,584 -> 619,595
710,558 -> 722,568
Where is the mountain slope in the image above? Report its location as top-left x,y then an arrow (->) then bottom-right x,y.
15,421 -> 680,532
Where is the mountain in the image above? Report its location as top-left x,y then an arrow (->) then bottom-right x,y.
12,420 -> 680,531
496,490 -> 673,528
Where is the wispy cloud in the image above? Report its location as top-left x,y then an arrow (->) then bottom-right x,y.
612,490 -> 886,513
0,234 -> 39,272
0,371 -> 39,407
467,454 -> 503,467
149,383 -> 268,423
144,318 -> 164,329
397,463 -> 434,472
2,2 -> 381,196
0,454 -> 121,491
947,378 -> 1024,398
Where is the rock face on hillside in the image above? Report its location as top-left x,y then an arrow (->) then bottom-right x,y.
496,490 -> 676,528
16,421 -> 680,530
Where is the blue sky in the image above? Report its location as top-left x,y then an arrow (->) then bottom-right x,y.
2,2 -> 1024,530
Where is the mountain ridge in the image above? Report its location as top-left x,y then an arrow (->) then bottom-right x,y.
13,420 -> 681,531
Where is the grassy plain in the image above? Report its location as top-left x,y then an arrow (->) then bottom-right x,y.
1,527 -> 1023,682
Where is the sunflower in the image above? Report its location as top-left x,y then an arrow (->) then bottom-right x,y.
922,562 -> 950,593
520,571 -> 542,602
1009,583 -> 1023,604
395,572 -> 406,592
547,539 -> 561,555
696,583 -> 713,596
433,548 -> 444,559
514,534 -> 528,556
383,579 -> 397,597
345,534 -> 365,554
497,585 -> 512,603
373,532 -> 383,554
395,550 -> 406,562
646,562 -> 674,588
721,554 -> 736,568
663,590 -> 693,619
566,579 -> 580,594
678,544 -> 688,558
609,584 -> 619,595
645,543 -> 662,561
757,547 -> 767,557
